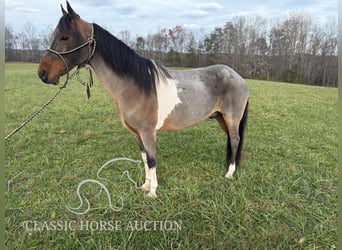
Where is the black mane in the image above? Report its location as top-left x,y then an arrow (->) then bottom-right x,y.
92,23 -> 171,95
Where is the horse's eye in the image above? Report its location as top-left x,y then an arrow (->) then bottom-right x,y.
60,36 -> 69,41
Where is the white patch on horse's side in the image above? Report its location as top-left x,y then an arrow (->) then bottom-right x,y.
148,167 -> 158,198
140,152 -> 150,192
225,162 -> 236,179
155,78 -> 181,130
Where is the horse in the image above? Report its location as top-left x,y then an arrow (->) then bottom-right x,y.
38,2 -> 249,198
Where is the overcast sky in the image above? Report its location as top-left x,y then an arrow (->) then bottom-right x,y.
5,0 -> 338,37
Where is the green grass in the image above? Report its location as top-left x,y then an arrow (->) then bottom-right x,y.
5,63 -> 337,249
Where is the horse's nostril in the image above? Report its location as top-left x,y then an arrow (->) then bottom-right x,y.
38,69 -> 48,81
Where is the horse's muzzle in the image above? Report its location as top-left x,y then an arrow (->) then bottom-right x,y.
38,69 -> 48,82
38,69 -> 58,85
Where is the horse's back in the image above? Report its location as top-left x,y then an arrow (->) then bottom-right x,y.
169,64 -> 248,101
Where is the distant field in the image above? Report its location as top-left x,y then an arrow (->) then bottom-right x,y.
5,63 -> 337,249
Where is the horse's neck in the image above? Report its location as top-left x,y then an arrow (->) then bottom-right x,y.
89,53 -> 128,100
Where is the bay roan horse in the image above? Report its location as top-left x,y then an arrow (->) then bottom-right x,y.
38,2 -> 249,197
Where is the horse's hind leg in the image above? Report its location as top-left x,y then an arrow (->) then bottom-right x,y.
223,115 -> 240,179
215,113 -> 236,178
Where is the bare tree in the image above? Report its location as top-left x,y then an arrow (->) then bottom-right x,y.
5,24 -> 17,61
118,30 -> 131,46
17,31 -> 28,50
39,26 -> 54,49
135,36 -> 146,56
319,17 -> 338,86
23,22 -> 39,50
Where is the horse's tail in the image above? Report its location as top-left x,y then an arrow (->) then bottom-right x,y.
235,100 -> 248,166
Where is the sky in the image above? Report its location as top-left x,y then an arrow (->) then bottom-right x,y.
5,0 -> 338,37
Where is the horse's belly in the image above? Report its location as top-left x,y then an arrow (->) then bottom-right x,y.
157,101 -> 217,131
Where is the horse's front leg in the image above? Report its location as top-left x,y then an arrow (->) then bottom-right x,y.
140,151 -> 151,192
147,164 -> 158,198
137,131 -> 158,197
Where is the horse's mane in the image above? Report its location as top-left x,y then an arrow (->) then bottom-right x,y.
92,23 -> 171,95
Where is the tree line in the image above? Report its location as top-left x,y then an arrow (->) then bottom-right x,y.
5,12 -> 337,87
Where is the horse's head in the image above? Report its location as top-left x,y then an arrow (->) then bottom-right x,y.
38,1 -> 94,84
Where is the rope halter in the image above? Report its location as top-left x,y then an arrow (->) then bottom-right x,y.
47,23 -> 96,87
5,25 -> 97,140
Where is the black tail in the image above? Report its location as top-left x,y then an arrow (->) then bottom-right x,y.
235,101 -> 248,166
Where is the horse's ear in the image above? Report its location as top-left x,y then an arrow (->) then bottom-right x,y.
66,1 -> 80,19
61,4 -> 67,16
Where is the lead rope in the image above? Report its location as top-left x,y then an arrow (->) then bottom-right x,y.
5,69 -> 75,140
5,24 -> 96,140
5,66 -> 95,140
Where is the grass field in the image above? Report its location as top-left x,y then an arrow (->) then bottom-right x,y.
5,63 -> 337,249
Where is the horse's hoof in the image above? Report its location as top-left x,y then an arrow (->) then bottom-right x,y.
147,192 -> 157,198
140,183 -> 150,192
225,173 -> 234,179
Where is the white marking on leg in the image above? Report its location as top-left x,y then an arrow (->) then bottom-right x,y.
225,162 -> 236,179
155,78 -> 181,130
148,167 -> 158,198
140,152 -> 150,192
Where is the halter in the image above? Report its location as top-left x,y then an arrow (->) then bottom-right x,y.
47,23 -> 96,98
5,25 -> 96,140
47,23 -> 96,71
